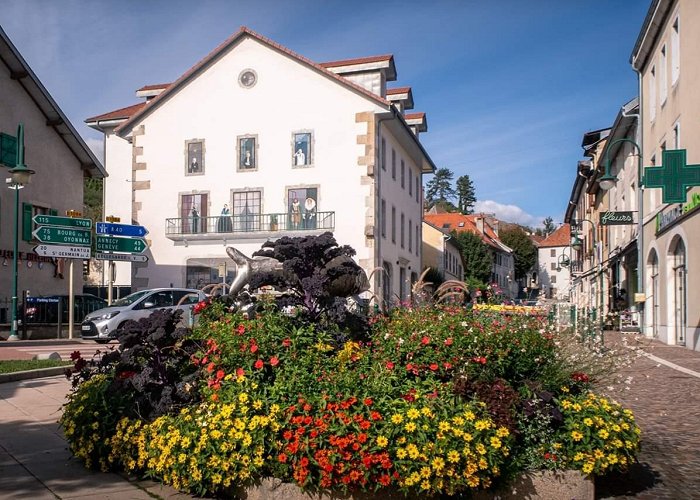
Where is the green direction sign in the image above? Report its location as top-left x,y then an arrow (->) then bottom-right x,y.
645,149 -> 700,204
96,235 -> 147,254
33,214 -> 92,229
32,226 -> 91,246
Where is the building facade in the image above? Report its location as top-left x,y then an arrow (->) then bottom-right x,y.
0,27 -> 104,328
87,28 -> 435,309
632,0 -> 700,349
537,224 -> 572,301
421,220 -> 464,282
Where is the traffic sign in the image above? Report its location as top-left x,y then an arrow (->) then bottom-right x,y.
34,244 -> 91,259
33,226 -> 91,246
95,235 -> 147,253
96,222 -> 148,237
32,214 -> 91,229
95,252 -> 148,263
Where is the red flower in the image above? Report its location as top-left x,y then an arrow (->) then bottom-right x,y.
385,361 -> 395,370
117,370 -> 136,380
278,453 -> 288,463
429,363 -> 439,371
363,398 -> 373,406
283,430 -> 293,441
571,371 -> 590,383
254,359 -> 264,370
443,362 -> 453,369
207,362 -> 215,373
472,356 -> 487,365
282,338 -> 291,347
216,369 -> 225,380
237,324 -> 246,334
210,393 -> 218,402
69,350 -> 82,361
406,363 -> 414,371
236,367 -> 245,377
444,337 -> 453,346
300,457 -> 309,467
250,343 -> 258,354
370,411 -> 382,421
270,356 -> 280,367
379,474 -> 391,486
303,403 -> 312,412
193,300 -> 208,314
359,420 -> 371,430
421,336 -> 430,345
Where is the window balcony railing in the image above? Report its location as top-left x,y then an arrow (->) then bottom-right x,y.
570,260 -> 584,273
165,211 -> 335,238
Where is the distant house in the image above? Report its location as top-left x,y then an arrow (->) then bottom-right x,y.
537,224 -> 572,300
86,27 -> 435,309
421,220 -> 463,282
0,26 -> 104,326
423,212 -> 516,298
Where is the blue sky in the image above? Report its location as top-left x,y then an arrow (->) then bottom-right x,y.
0,0 -> 650,227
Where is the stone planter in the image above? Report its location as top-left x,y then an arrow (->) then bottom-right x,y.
232,471 -> 593,500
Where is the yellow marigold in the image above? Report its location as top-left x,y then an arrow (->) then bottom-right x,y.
594,449 -> 605,459
474,420 -> 490,431
463,411 -> 475,421
376,436 -> 388,448
438,421 -> 451,432
475,443 -> 486,455
447,450 -> 460,463
431,457 -> 445,471
463,432 -> 473,442
420,480 -> 431,490
478,458 -> 488,470
496,427 -> 509,438
560,386 -> 570,393
571,430 -> 583,441
467,475 -> 479,487
407,408 -> 420,420
598,429 -> 609,439
490,437 -> 502,449
404,422 -> 417,433
238,392 -> 249,404
407,444 -> 420,459
420,466 -> 432,478
421,407 -> 433,417
452,416 -> 465,426
253,399 -> 263,410
391,414 -> 404,425
396,448 -> 407,459
573,452 -> 585,461
582,462 -> 594,474
583,418 -> 594,427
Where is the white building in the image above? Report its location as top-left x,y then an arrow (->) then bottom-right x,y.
536,224 -> 572,301
86,27 -> 435,308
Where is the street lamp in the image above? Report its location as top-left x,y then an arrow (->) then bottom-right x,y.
6,124 -> 35,341
570,218 -> 603,333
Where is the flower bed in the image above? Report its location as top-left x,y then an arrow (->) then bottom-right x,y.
60,300 -> 640,498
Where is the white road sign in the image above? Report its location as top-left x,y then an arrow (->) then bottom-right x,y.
34,244 -> 91,259
95,252 -> 148,263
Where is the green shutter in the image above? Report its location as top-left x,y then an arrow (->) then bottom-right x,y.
49,209 -> 58,216
22,203 -> 33,241
0,133 -> 18,168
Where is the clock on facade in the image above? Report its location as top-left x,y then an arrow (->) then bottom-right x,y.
238,69 -> 257,88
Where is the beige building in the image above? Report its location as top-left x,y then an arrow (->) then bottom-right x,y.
0,26 -> 104,332
632,0 -> 700,349
421,220 -> 464,282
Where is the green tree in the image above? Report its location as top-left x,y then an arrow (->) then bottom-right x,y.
455,174 -> 477,214
425,168 -> 456,208
542,216 -> 556,236
83,177 -> 103,223
452,231 -> 492,283
499,227 -> 537,281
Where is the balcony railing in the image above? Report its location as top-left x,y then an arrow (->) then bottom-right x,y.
570,260 -> 584,273
165,211 -> 335,237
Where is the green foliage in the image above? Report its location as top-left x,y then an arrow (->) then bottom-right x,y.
83,177 -> 103,223
425,168 -> 456,207
499,227 -> 537,281
456,174 -> 477,214
0,359 -> 70,373
542,216 -> 556,235
452,230 -> 492,283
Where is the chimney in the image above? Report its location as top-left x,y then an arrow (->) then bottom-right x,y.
475,216 -> 485,234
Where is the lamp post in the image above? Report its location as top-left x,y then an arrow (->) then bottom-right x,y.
570,218 -> 602,334
599,138 -> 644,336
6,124 -> 35,341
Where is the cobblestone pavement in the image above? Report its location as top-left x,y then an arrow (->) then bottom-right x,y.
596,332 -> 700,500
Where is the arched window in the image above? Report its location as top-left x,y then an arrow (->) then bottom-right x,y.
671,238 -> 686,345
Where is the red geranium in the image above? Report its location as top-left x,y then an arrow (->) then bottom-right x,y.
385,361 -> 395,370
270,356 -> 280,367
254,359 -> 264,370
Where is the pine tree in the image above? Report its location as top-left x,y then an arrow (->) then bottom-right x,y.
425,168 -> 457,208
456,175 -> 477,214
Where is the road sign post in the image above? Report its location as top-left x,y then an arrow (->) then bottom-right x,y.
95,252 -> 148,263
33,226 -> 91,246
34,244 -> 91,259
33,214 -> 92,229
95,235 -> 147,253
96,222 -> 148,237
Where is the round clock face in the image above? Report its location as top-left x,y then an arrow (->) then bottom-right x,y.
239,69 -> 257,88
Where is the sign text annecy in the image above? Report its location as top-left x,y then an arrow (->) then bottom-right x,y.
95,235 -> 147,254
599,211 -> 635,226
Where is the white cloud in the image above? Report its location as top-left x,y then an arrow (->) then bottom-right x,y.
474,200 -> 545,228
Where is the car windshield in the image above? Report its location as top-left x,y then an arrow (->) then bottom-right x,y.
111,290 -> 150,307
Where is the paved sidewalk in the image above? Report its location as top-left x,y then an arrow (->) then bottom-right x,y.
0,339 -> 102,361
0,375 -> 187,499
597,332 -> 700,500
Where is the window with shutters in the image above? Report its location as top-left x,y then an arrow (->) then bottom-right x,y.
671,16 -> 680,85
22,204 -> 54,241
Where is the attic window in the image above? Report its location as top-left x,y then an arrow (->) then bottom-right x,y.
442,223 -> 451,229
458,222 -> 465,227
238,69 -> 257,88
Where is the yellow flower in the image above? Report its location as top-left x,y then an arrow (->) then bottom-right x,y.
407,408 -> 420,420
573,452 -> 585,461
475,443 -> 486,455
438,421 -> 451,432
420,466 -> 432,478
396,448 -> 407,459
452,416 -> 465,426
571,430 -> 583,441
404,422 -> 417,433
598,429 -> 609,440
560,386 -> 570,393
407,444 -> 420,459
431,457 -> 445,471
420,480 -> 431,490
582,462 -> 594,474
496,427 -> 509,438
421,407 -> 433,417
463,411 -> 475,421
376,436 -> 388,448
391,414 -> 404,425
474,420 -> 490,431
447,450 -> 460,463
463,433 -> 473,442
490,437 -> 502,449
238,392 -> 249,404
594,449 -> 605,459
252,400 -> 263,410
583,417 -> 594,427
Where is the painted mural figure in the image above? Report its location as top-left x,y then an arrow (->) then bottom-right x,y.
218,204 -> 232,232
290,196 -> 301,228
304,196 -> 317,229
191,205 -> 200,233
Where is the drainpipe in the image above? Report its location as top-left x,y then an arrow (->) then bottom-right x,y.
631,68 -> 646,337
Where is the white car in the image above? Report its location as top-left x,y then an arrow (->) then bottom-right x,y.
80,288 -> 206,343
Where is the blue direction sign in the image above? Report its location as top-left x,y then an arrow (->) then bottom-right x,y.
96,222 -> 148,237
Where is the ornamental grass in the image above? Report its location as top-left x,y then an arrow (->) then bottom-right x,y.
60,300 -> 641,498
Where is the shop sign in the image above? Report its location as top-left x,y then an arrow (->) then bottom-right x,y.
599,211 -> 634,226
656,192 -> 700,234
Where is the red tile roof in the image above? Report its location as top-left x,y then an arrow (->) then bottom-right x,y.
387,86 -> 411,95
85,102 -> 147,123
423,213 -> 503,250
404,112 -> 425,120
538,224 -> 571,247
115,26 -> 392,136
136,83 -> 171,92
319,54 -> 393,68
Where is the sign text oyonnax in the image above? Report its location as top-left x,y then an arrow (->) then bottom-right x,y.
32,226 -> 91,246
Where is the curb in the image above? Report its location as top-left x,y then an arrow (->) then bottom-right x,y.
0,366 -> 69,384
